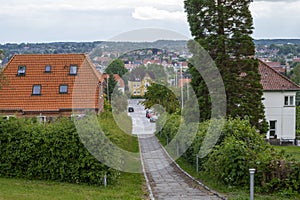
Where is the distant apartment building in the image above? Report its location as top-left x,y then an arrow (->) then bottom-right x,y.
128,68 -> 155,96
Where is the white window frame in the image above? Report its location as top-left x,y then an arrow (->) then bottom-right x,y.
284,95 -> 295,106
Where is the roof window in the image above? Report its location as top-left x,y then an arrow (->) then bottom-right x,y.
17,65 -> 26,76
59,84 -> 68,94
32,84 -> 41,95
45,65 -> 51,73
69,65 -> 78,75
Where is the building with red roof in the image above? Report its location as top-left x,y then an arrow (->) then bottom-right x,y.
259,60 -> 300,143
0,54 -> 104,120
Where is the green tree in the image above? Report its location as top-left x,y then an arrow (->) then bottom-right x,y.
0,49 -> 4,60
184,0 -> 267,132
105,59 -> 127,77
0,52 -> 6,89
105,73 -> 117,103
0,68 -> 3,89
290,64 -> 300,107
146,64 -> 167,82
142,83 -> 179,114
290,63 -> 300,85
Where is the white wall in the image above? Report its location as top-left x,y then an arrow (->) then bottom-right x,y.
262,91 -> 296,140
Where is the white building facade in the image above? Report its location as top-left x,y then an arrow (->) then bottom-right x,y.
263,92 -> 296,141
259,60 -> 300,143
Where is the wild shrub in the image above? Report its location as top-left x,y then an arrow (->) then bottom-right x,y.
157,115 -> 300,194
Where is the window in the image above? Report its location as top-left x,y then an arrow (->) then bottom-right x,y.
269,120 -> 277,138
32,85 -> 41,95
284,96 -> 295,106
37,115 -> 46,124
290,96 -> 294,105
17,65 -> 26,76
45,65 -> 51,73
2,115 -> 16,120
69,65 -> 78,75
59,85 -> 68,94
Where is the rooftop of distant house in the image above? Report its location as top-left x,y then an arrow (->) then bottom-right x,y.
259,60 -> 300,91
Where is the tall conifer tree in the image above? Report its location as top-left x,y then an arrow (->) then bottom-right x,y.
184,0 -> 267,132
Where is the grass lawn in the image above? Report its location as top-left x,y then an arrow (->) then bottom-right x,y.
273,145 -> 300,161
0,173 -> 148,200
99,111 -> 139,153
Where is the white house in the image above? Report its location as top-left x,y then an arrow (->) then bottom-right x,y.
259,60 -> 300,143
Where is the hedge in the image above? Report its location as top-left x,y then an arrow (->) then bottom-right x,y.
0,116 -> 119,185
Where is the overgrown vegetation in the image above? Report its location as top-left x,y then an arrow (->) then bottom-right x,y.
157,115 -> 300,197
0,111 -> 139,187
142,83 -> 180,114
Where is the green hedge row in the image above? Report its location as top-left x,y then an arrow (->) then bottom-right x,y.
0,116 -> 119,185
157,115 -> 300,194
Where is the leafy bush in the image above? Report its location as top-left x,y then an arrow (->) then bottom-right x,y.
0,116 -> 119,185
157,115 -> 300,194
203,120 -> 271,186
203,119 -> 300,193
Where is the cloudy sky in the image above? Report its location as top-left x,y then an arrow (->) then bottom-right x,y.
0,0 -> 300,44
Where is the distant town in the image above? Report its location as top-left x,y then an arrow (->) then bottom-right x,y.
2,39 -> 300,79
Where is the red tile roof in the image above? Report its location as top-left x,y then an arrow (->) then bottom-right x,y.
113,74 -> 125,88
102,74 -> 125,88
263,61 -> 286,74
259,60 -> 300,91
0,54 -> 103,115
264,61 -> 281,68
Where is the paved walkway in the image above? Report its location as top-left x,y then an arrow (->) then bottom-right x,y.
139,134 -> 221,200
128,99 -> 223,199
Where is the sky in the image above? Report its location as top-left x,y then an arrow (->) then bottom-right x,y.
0,0 -> 300,44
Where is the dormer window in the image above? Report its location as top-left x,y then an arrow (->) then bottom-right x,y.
69,65 -> 78,75
17,65 -> 26,76
45,65 -> 51,73
32,85 -> 41,95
